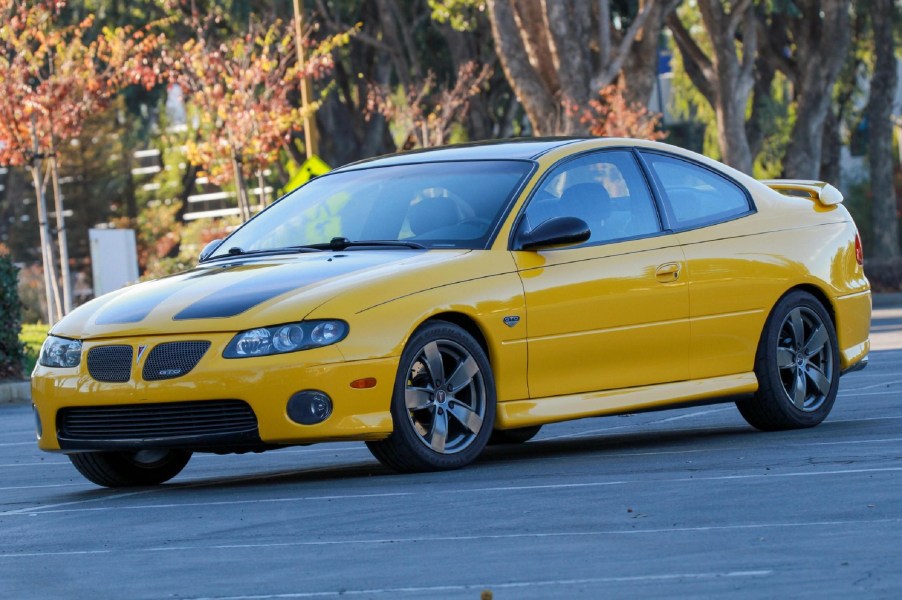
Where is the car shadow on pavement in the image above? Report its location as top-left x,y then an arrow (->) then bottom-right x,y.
479,424 -> 759,465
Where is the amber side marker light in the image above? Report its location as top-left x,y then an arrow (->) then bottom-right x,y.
855,233 -> 864,266
350,378 -> 377,389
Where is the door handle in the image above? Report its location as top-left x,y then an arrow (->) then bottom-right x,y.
655,262 -> 681,282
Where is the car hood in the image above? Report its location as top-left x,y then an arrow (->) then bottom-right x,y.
53,250 -> 473,340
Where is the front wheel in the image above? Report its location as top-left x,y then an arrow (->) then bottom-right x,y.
69,449 -> 192,488
367,321 -> 495,472
737,291 -> 840,431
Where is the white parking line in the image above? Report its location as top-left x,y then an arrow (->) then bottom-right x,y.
144,518 -> 901,556
0,550 -> 111,559
808,437 -> 902,446
842,378 -> 902,392
5,466 -> 901,517
656,407 -> 734,422
0,482 -> 88,491
839,390 -> 902,397
180,571 -> 774,599
4,516 -> 901,561
0,462 -> 69,468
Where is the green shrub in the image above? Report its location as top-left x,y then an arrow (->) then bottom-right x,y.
21,323 -> 49,376
0,255 -> 25,379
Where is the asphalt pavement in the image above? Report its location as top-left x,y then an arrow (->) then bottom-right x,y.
1,303 -> 900,599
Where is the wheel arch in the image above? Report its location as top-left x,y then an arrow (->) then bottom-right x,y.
756,283 -> 838,366
423,311 -> 492,362
778,283 -> 837,326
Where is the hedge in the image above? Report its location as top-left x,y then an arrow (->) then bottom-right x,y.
0,255 -> 25,380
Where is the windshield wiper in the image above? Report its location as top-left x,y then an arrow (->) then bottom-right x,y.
220,245 -> 323,258
311,237 -> 426,251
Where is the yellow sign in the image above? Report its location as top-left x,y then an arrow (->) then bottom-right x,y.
285,155 -> 331,192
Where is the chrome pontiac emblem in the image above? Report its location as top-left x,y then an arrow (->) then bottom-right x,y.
503,316 -> 520,328
136,345 -> 148,363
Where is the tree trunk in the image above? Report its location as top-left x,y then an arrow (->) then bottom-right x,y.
48,151 -> 72,315
231,153 -> 251,222
622,1 -> 680,107
780,0 -> 851,179
487,0 -> 667,135
716,91 -> 754,175
668,0 -> 757,174
819,107 -> 842,187
28,162 -> 61,324
487,0 -> 559,134
867,0 -> 900,259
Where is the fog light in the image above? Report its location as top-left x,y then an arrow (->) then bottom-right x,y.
287,390 -> 333,425
33,404 -> 42,440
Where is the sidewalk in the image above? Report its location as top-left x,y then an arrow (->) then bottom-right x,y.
873,292 -> 902,309
0,380 -> 29,405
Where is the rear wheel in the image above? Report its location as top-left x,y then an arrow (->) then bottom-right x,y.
489,425 -> 542,445
69,449 -> 192,488
737,291 -> 840,431
367,321 -> 495,472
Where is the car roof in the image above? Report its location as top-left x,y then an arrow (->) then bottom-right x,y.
334,138 -> 589,171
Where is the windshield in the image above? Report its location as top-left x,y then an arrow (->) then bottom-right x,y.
209,160 -> 533,258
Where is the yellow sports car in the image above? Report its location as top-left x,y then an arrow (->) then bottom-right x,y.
32,138 -> 871,487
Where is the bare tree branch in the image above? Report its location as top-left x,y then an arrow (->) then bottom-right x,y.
666,11 -> 715,102
592,0 -> 659,89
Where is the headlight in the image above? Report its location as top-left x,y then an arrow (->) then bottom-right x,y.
223,320 -> 348,358
39,335 -> 83,368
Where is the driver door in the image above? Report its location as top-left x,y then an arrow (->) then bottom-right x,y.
512,150 -> 690,399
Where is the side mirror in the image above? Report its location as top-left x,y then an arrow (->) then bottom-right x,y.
199,239 -> 224,262
515,216 -> 591,251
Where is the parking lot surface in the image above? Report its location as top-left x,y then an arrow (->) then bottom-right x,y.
1,304 -> 900,599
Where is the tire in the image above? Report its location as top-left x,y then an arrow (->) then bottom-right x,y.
68,449 -> 192,488
737,290 -> 840,431
367,321 -> 496,472
489,425 -> 541,445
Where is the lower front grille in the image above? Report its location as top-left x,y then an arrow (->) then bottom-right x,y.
57,400 -> 259,441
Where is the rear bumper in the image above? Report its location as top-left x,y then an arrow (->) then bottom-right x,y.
835,290 -> 871,371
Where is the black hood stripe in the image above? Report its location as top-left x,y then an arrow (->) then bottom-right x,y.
173,253 -> 408,320
94,264 -> 263,325
94,278 -> 192,325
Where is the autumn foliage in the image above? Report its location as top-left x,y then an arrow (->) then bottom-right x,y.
0,0 -> 166,166
367,61 -> 492,149
569,84 -> 665,141
165,19 -> 352,186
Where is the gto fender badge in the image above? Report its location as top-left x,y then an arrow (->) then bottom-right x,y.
503,316 -> 520,328
136,345 -> 148,363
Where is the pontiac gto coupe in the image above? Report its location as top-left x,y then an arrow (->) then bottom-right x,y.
32,138 -> 871,487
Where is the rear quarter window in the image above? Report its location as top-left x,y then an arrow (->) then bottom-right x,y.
642,152 -> 752,230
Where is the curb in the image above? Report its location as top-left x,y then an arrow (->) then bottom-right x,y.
873,292 -> 902,309
0,380 -> 30,405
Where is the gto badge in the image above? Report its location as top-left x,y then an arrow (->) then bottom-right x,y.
135,345 -> 148,364
503,315 -> 521,328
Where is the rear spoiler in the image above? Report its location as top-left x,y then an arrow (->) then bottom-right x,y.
761,179 -> 844,205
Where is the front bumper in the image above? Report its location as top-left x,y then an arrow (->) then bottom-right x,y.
32,332 -> 397,453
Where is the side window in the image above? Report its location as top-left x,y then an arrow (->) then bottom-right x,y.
643,153 -> 751,228
523,151 -> 661,245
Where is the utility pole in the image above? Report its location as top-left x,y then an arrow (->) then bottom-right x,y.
292,0 -> 319,159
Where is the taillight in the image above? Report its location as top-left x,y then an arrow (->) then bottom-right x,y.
854,233 -> 864,266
